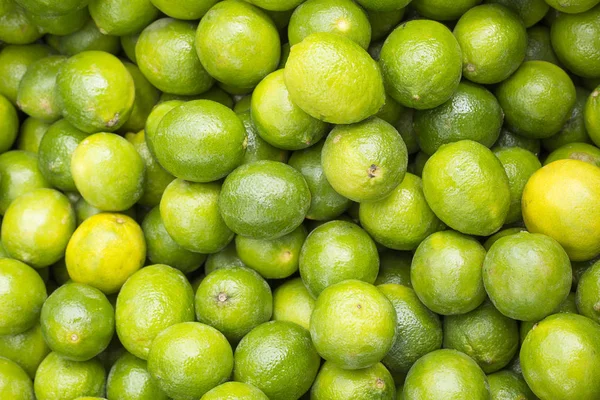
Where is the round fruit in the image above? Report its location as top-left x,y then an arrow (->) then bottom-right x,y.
204,242 -> 246,274
0,357 -> 34,400
119,64 -> 160,134
272,277 -> 315,330
27,7 -> 89,36
234,321 -> 320,400
201,382 -> 268,400
144,100 -> 184,154
356,0 -> 410,10
380,20 -> 462,109
411,0 -> 482,20
375,251 -> 412,287
486,0 -> 549,27
494,128 -> 541,155
107,352 -> 168,400
422,140 -> 510,236
311,361 -> 396,399
0,150 -> 50,215
73,197 -> 136,226
0,3 -> 43,45
545,142 -> 600,167
50,19 -> 121,56
519,292 -> 578,343
0,94 -> 19,153
544,87 -> 591,151
483,232 -> 572,321
586,87 -> 600,146
486,370 -> 537,400
546,0 -> 599,14
237,112 -> 288,164
14,0 -> 88,15
525,24 -> 560,64
149,0 -> 218,19
576,260 -> 600,323
16,118 -> 49,153
0,323 -> 50,378
0,44 -> 53,104
284,32 -> 385,124
89,0 -> 159,36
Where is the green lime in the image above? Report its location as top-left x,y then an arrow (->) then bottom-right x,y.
375,251 -> 412,287
483,227 -> 527,250
0,357 -> 34,400
487,370 -> 537,400
15,0 -> 87,15
118,64 -> 160,134
357,0 -> 409,10
238,111 -> 289,165
546,0 -> 599,13
0,150 -> 50,214
572,258 -> 598,290
73,197 -> 136,225
28,7 -> 89,36
34,352 -> 106,400
107,352 -> 168,400
586,87 -> 600,146
234,321 -> 320,400
234,95 -> 252,113
368,9 -> 405,42
197,86 -> 234,108
524,25 -> 560,65
422,140 -> 510,236
201,382 -> 268,400
148,322 -> 233,399
380,20 -> 462,109
17,117 -> 49,153
251,69 -> 328,150
545,142 -> 600,167
310,280 -> 396,369
89,0 -> 159,36
409,151 -> 429,177
205,241 -> 246,274
483,232 -> 572,321
412,230 -> 487,315
576,260 -> 600,323
311,361 -> 396,399
51,258 -> 71,285
143,100 -> 184,156
322,117 -> 408,202
359,173 -> 443,250
376,94 -> 405,127
0,323 -> 50,378
246,0 -> 303,11
519,292 -> 578,343
485,0 -> 549,27
284,32 -> 385,123
411,0 -> 482,20
195,1 -> 280,90
494,128 -> 541,155
150,0 -> 217,19
543,87 -> 591,151
272,277 -> 315,330
16,55 -> 65,122
50,19 -> 121,56
0,2 -> 42,45
521,314 -> 600,400
299,220 -> 379,297
120,33 -> 139,63
0,44 -> 53,104
414,81 -> 503,155
404,349 -> 489,399
195,266 -> 272,342
0,94 -> 18,154
288,0 -> 371,49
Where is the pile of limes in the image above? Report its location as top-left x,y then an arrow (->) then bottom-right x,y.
1,0 -> 600,399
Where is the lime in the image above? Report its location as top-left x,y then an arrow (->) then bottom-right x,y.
494,128 -> 541,155
2,188 -> 75,268
524,25 -> 560,65
195,1 -> 280,90
89,0 -> 159,36
107,352 -> 168,400
148,322 -> 233,399
0,259 -> 46,335
299,220 -> 379,297
483,227 -> 527,250
409,151 -> 429,177
310,280 -> 396,369
73,197 -> 136,226
118,64 -> 160,134
485,0 -> 549,27
246,0 -> 304,11
411,230 -> 487,315
205,241 -> 246,274
522,159 -> 600,261
28,7 -> 89,36
272,277 -> 315,330
0,2 -> 42,45
143,100 -> 184,156
375,251 -> 412,287
17,117 -> 48,153
0,323 -> 50,378
201,382 -> 268,400
546,0 -> 599,13
50,19 -> 121,56
411,0 -> 482,20
414,81 -> 503,155
576,260 -> 600,323
357,0 -> 409,10
376,94 -> 405,127
311,361 -> 396,399
483,232 -> 572,321
545,142 -> 600,167
234,321 -> 320,400
0,44 -> 53,104
195,266 -> 272,342
519,292 -> 578,343
0,357 -> 34,400
322,117 -> 408,202
14,0 -> 87,15
543,87 -> 591,151
150,0 -> 217,19
368,9 -> 405,42
288,0 -> 371,49
586,87 -> 600,146
120,33 -> 138,63
284,32 -> 385,123
0,150 -> 50,214
521,313 -> 600,400
487,370 -> 537,400
422,140 -> 510,236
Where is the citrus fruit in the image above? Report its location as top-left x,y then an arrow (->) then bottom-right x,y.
522,159 -> 600,261
519,292 -> 578,343
89,0 -> 159,36
411,230 -> 487,315
219,160 -> 310,239
322,117 -> 408,202
250,70 -> 329,150
272,277 -> 315,330
14,0 -> 87,15
494,128 -> 541,155
0,150 -> 50,214
136,18 -> 214,95
521,313 -> 600,400
524,25 -> 560,64
284,32 -> 385,123
0,259 -> 46,335
41,282 -> 114,361
143,100 -> 183,154
454,4 -> 527,84
73,197 -> 135,226
485,0 -> 549,27
411,0 -> 482,20
66,213 -> 145,294
310,280 -> 396,369
288,141 -> 351,220
368,9 -> 405,42
299,220 -> 379,297
543,87 -> 591,151
546,0 -> 599,13
545,142 -> 600,167
0,44 -> 53,104
0,322 -> 50,378
414,81 -> 503,155
0,94 -> 18,152
357,0 -> 409,10
403,349 -> 490,400
483,227 -> 527,250
27,6 -> 89,36
195,1 -> 280,90
204,242 -> 246,274
576,260 -> 600,323
116,264 -> 194,360
422,140 -> 510,236
585,86 -> 600,146
107,352 -> 168,400
311,361 -> 396,400
50,19 -> 121,56
380,20 -> 462,109
234,321 -> 320,400
150,0 -> 218,19
375,251 -> 412,287
0,2 -> 42,45
34,352 -> 106,400
235,225 -> 306,279
483,232 -> 572,321
17,117 -> 49,153
118,64 -> 160,134
0,357 -> 34,400
148,322 -> 233,399
71,133 -> 145,211
487,370 -> 537,400
201,382 -> 268,400
2,188 -> 75,268
287,0 -> 371,49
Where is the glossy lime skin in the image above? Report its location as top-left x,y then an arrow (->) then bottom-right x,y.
201,382 -> 268,400
0,357 -> 34,400
71,133 -> 145,211
380,20 -> 462,110
148,322 -> 233,399
403,350 -> 490,399
205,242 -> 246,274
546,0 -> 599,13
0,150 -> 50,215
272,277 -> 315,330
543,87 -> 591,151
487,370 -> 537,400
57,51 -> 135,133
119,64 -> 160,134
38,119 -> 89,192
51,19 -> 121,56
375,251 -> 412,287
28,6 -> 89,36
89,0 -> 159,36
284,32 -> 385,124
107,352 -> 168,400
2,188 -> 75,268
144,100 -> 184,156
41,282 -> 114,361
234,321 -> 321,400
0,323 -> 50,378
311,361 -> 396,400
152,100 -> 246,182
525,25 -> 561,65
14,0 -> 88,15
0,259 -> 47,335
576,260 -> 600,323
219,160 -> 311,240
521,313 -> 600,400
195,266 -> 272,343
0,94 -> 19,153
483,232 -> 572,321
0,44 -> 53,104
496,61 -> 577,139
299,221 -> 379,297
414,81 -> 503,155
116,265 -> 195,360
411,0 -> 483,20
519,292 -> 578,343
486,0 -> 549,27
73,197 -> 136,226
196,1 -> 280,90
412,231 -> 487,315
136,18 -> 214,95
17,118 -> 49,153
238,112 -> 289,164
494,128 -> 541,155
150,0 -> 217,19
586,87 -> 600,147
160,179 -> 234,254
34,352 -> 106,400
0,2 -> 43,45
288,0 -> 372,49
369,8 -> 405,42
